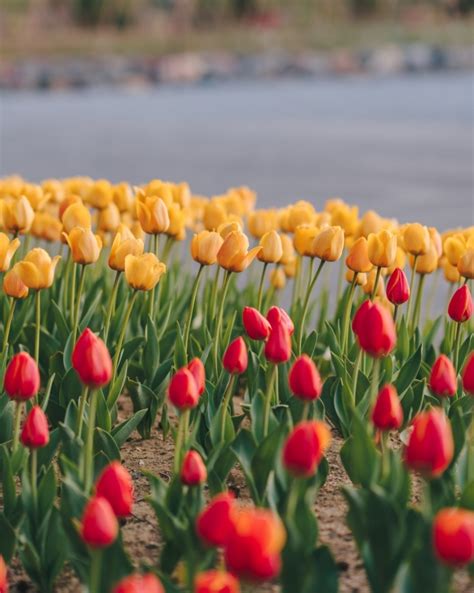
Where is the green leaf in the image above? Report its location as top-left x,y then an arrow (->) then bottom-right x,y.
395,346 -> 422,395
112,409 -> 147,447
340,413 -> 379,487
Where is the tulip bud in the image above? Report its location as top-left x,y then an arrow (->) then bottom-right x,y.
3,267 -> 28,299
371,385 -> 403,431
217,231 -> 262,273
0,233 -> 20,273
4,352 -> 40,401
124,253 -> 166,291
64,227 -> 102,265
195,570 -> 240,593
404,408 -> 454,478
458,248 -> 474,279
187,358 -> 205,396
282,420 -> 331,477
109,229 -> 144,272
168,368 -> 199,410
288,355 -> 322,401
191,231 -> 224,266
196,492 -> 235,547
410,239 -> 438,275
223,337 -> 248,374
95,461 -> 134,518
266,306 -> 294,335
20,406 -> 50,449
264,321 -> 291,364
330,203 -> 359,237
203,201 -> 227,231
0,555 -> 7,593
345,237 -> 373,274
448,284 -> 473,323
367,230 -> 397,268
462,352 -> 474,395
257,231 -> 283,264
402,223 -> 430,256
72,328 -> 113,388
61,201 -> 91,232
80,496 -> 119,549
242,306 -> 271,341
444,234 -> 466,266
2,196 -> 35,234
313,226 -> 345,262
433,508 -> 474,566
429,355 -> 457,398
113,573 -> 164,593
86,179 -> 113,209
386,268 -> 410,305
247,209 -> 279,239
181,450 -> 207,486
15,248 -> 61,290
293,225 -> 319,257
352,300 -> 396,358
279,234 -> 295,266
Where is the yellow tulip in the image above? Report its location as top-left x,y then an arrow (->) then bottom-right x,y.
3,267 -> 28,299
62,202 -> 92,234
124,253 -> 166,291
109,228 -> 144,272
346,269 -> 367,286
293,225 -> 320,257
402,223 -> 430,256
363,268 -> 385,298
191,231 -> 224,265
86,179 -> 113,209
31,212 -> 62,243
59,195 -> 82,220
444,234 -> 466,266
142,179 -> 174,204
248,210 -> 279,239
217,230 -> 261,273
172,182 -> 192,210
429,227 -> 442,259
387,246 -> 407,274
345,237 -> 373,273
218,220 -> 243,239
258,230 -> 283,263
284,257 -> 297,278
410,239 -> 438,275
41,179 -> 64,204
0,233 -> 20,272
358,210 -> 383,238
113,182 -> 134,213
15,248 -> 61,289
330,203 -> 359,237
165,203 -> 186,240
64,227 -> 102,265
23,183 -> 49,211
270,267 -> 286,290
441,257 -> 460,284
203,200 -> 227,231
367,230 -> 397,268
136,193 -> 170,235
98,203 -> 121,233
287,201 -> 316,232
2,196 -> 35,235
313,226 -> 345,262
279,234 -> 295,266
458,249 -> 474,279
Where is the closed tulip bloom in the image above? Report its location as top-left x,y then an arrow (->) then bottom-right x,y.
279,234 -> 295,266
98,203 -> 121,233
124,253 -> 166,291
257,230 -> 283,264
404,408 -> 454,478
448,284 -> 473,323
217,231 -> 261,273
345,237 -> 373,273
203,201 -> 227,231
247,209 -> 278,239
72,328 -> 113,388
81,496 -> 118,548
265,322 -> 291,364
270,267 -> 286,290
136,194 -> 170,235
367,230 -> 397,268
196,492 -> 235,547
64,227 -> 102,265
15,248 -> 61,289
371,385 -> 403,431
458,248 -> 474,279
96,461 -> 134,517
59,195 -> 82,220
358,210 -> 383,238
286,201 -> 316,231
313,226 -> 345,262
165,203 -> 186,240
444,234 -> 466,267
410,239 -> 438,275
218,221 -> 242,239
462,352 -> 474,395
2,196 -> 35,234
266,306 -> 294,335
187,358 -> 206,396
195,570 -> 240,593
112,182 -> 134,213
191,231 -> 224,265
223,337 -> 248,374
441,257 -> 460,283
20,406 -> 50,449
61,202 -> 92,233
181,450 -> 207,486
363,269 -> 385,298
224,507 -> 286,581
4,352 -> 40,401
386,267 -> 410,305
86,179 -> 113,209
293,225 -> 319,257
330,203 -> 359,237
168,368 -> 199,410
109,228 -> 144,272
3,268 -> 28,299
0,555 -> 7,593
242,306 -> 271,341
31,212 -> 63,243
289,355 -> 322,401
352,301 -> 396,358
429,355 -> 457,398
346,269 -> 367,286
282,420 -> 331,477
0,233 -> 20,272
113,573 -> 164,593
402,223 -> 430,256
433,508 -> 474,566
387,246 -> 407,275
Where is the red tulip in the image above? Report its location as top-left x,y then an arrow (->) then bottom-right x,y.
168,368 -> 199,410
181,450 -> 207,486
194,570 -> 240,593
404,408 -> 454,478
223,337 -> 248,374
288,355 -> 322,401
80,496 -> 118,548
72,328 -> 112,388
267,306 -> 294,335
282,421 -> 331,477
264,312 -> 291,364
242,307 -> 271,341
429,355 -> 457,398
196,492 -> 235,547
224,507 -> 286,582
448,284 -> 473,323
433,508 -> 474,566
462,352 -> 474,395
386,268 -> 410,306
112,573 -> 164,593
0,555 -> 7,593
371,384 -> 403,431
187,358 -> 205,396
95,461 -> 134,518
352,300 -> 396,358
20,406 -> 50,449
4,352 -> 40,401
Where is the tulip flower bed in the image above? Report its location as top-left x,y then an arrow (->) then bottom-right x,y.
0,175 -> 473,593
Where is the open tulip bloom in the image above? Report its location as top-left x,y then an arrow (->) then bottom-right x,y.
0,175 -> 473,593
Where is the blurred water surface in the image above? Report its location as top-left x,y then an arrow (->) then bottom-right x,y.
1,72 -> 473,229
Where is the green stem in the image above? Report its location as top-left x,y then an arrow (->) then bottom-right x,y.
111,291 -> 138,384
89,549 -> 102,593
1,297 -> 16,358
12,401 -> 24,453
393,304 -> 398,323
298,259 -> 325,354
352,348 -> 362,403
453,322 -> 462,372
208,266 -> 221,330
103,270 -> 121,343
290,254 -> 302,313
406,254 -> 419,322
31,449 -> 38,512
335,249 -> 346,305
70,261 -> 77,325
212,271 -> 232,375
411,273 -> 426,331
263,364 -> 277,438
148,234 -> 158,320
220,375 -> 236,444
76,386 -> 90,437
256,262 -> 268,311
83,389 -> 98,492
183,265 -> 204,355
301,401 -> 310,421
285,478 -> 299,519
34,290 -> 41,366
370,266 -> 381,301
72,265 -> 87,344
380,431 -> 388,480
370,358 -> 380,408
173,409 -> 190,474
342,273 -> 358,355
